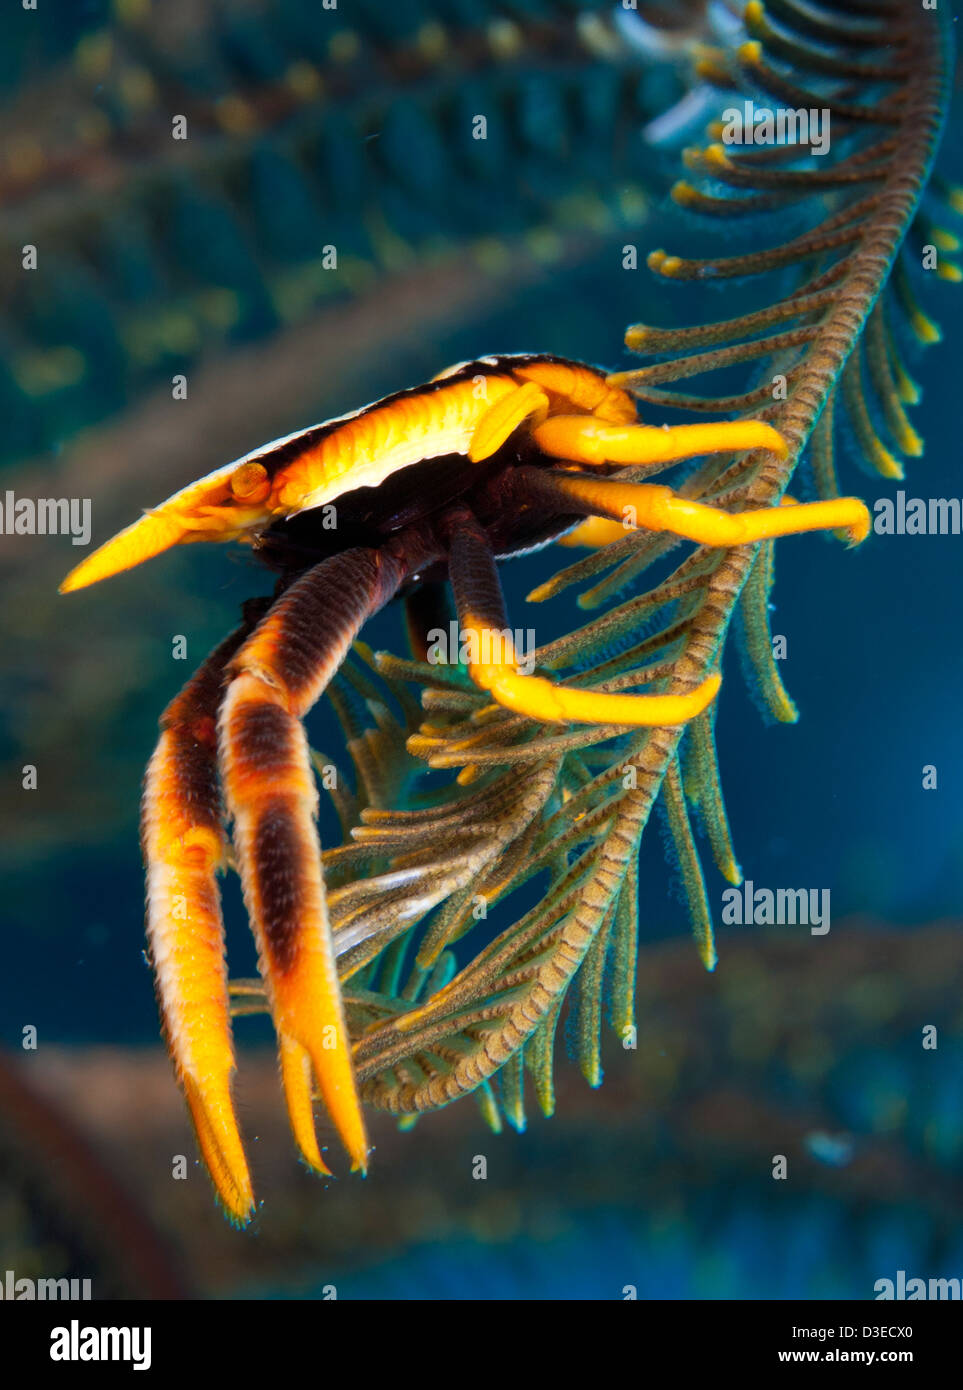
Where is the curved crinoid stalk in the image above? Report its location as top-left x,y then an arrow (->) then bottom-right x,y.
300,0 -> 955,1126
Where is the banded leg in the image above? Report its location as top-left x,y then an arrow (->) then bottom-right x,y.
444,507 -> 720,725
218,547 -> 408,1178
520,469 -> 871,546
141,625 -> 254,1225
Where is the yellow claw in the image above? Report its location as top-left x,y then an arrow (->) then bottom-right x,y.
219,663 -> 370,1181
478,668 -> 722,726
272,958 -> 370,1176
460,615 -> 721,726
543,475 -> 871,548
532,414 -> 788,469
278,1035 -> 333,1178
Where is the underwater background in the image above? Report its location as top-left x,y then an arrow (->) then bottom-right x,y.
1,0 -> 962,1299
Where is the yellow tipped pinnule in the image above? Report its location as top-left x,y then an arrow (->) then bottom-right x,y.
623,323 -> 654,350
930,227 -> 961,253
672,180 -> 702,209
899,425 -> 924,458
909,305 -> 941,345
647,249 -> 684,278
702,143 -> 731,171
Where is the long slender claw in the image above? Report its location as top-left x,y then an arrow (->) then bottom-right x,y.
142,681 -> 255,1226
532,414 -> 788,468
538,473 -> 870,547
463,617 -> 721,725
181,1072 -> 255,1226
220,669 -> 370,1175
444,505 -> 721,727
278,1035 -> 332,1177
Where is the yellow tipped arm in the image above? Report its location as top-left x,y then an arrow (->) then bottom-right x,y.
538,474 -> 871,548
532,414 -> 788,470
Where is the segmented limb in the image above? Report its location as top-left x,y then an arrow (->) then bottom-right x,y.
443,507 -> 720,726
141,624 -> 255,1225
520,469 -> 871,546
531,413 -> 788,469
218,547 -> 410,1180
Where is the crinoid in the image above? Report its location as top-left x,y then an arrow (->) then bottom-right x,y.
62,0 -> 955,1223
337,0 -> 956,1157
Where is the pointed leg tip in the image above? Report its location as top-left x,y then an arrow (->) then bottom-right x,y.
182,1072 -> 256,1231
220,1193 -> 258,1229
300,1149 -> 334,1179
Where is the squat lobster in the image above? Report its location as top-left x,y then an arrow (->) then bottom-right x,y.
61,354 -> 869,1223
